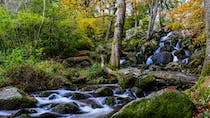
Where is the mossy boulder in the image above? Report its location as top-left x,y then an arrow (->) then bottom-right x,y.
112,90 -> 194,118
2,64 -> 64,92
0,86 -> 37,110
71,92 -> 92,100
152,52 -> 173,65
118,73 -> 136,88
94,87 -> 113,97
130,87 -> 144,98
52,102 -> 80,114
135,74 -> 156,90
103,97 -> 116,106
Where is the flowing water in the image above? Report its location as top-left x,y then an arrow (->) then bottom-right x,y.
146,32 -> 191,65
0,84 -> 144,118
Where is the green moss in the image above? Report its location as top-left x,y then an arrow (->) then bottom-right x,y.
201,63 -> 210,77
118,73 -> 136,88
186,76 -> 210,105
82,63 -> 107,80
0,97 -> 37,110
112,91 -> 194,118
1,64 -> 64,92
135,74 -> 156,90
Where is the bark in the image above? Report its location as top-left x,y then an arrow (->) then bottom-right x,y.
105,0 -> 117,40
146,0 -> 159,40
203,0 -> 210,67
110,0 -> 126,68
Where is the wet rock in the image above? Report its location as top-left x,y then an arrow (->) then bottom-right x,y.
38,91 -> 53,97
152,52 -> 173,65
62,92 -> 72,97
37,113 -> 60,118
115,87 -> 126,94
0,86 -> 37,110
81,99 -> 103,108
112,90 -> 194,118
71,93 -> 92,100
11,109 -> 37,118
115,97 -> 133,106
103,97 -> 116,106
131,87 -> 144,98
135,74 -> 156,91
48,94 -> 59,100
52,102 -> 80,114
94,87 -> 113,97
174,49 -> 187,59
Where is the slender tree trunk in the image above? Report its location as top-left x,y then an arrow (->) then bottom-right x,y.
146,0 -> 159,40
105,0 -> 117,40
203,0 -> 210,67
110,0 -> 126,68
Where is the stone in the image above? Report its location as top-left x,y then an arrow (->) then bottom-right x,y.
94,87 -> 113,97
71,92 -> 92,100
103,97 -> 116,106
152,52 -> 173,65
52,102 -> 80,114
130,87 -> 144,98
112,90 -> 194,118
135,74 -> 156,91
0,86 -> 37,110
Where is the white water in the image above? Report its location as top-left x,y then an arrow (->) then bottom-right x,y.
0,86 -> 138,117
145,32 -> 190,65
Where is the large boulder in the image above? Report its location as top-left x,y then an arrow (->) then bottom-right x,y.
62,56 -> 93,68
112,90 -> 194,118
52,102 -> 80,114
152,52 -> 173,65
94,87 -> 113,97
0,86 -> 37,110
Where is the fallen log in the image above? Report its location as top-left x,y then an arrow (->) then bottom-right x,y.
146,71 -> 198,84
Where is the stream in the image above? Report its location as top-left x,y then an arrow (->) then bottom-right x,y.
0,82 -> 166,118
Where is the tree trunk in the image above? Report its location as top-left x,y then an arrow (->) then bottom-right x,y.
110,0 -> 126,68
204,0 -> 210,67
105,0 -> 117,40
146,0 -> 159,40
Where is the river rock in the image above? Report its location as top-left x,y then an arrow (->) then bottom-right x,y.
37,113 -> 60,118
0,86 -> 37,110
80,99 -> 103,108
62,56 -> 93,68
52,102 -> 80,114
103,97 -> 116,106
94,87 -> 113,97
112,90 -> 194,118
152,52 -> 173,65
71,92 -> 92,100
134,74 -> 156,91
130,87 -> 144,98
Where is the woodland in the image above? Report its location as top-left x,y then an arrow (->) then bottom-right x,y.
0,0 -> 209,118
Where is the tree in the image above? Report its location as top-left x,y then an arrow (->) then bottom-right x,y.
146,0 -> 159,39
204,0 -> 210,67
110,0 -> 126,68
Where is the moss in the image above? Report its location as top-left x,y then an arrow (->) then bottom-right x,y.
135,74 -> 156,90
0,97 -> 37,110
118,73 -> 136,88
186,75 -> 210,105
1,64 -> 64,92
201,63 -> 210,77
104,97 -> 116,106
112,90 -> 194,118
82,63 -> 107,81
